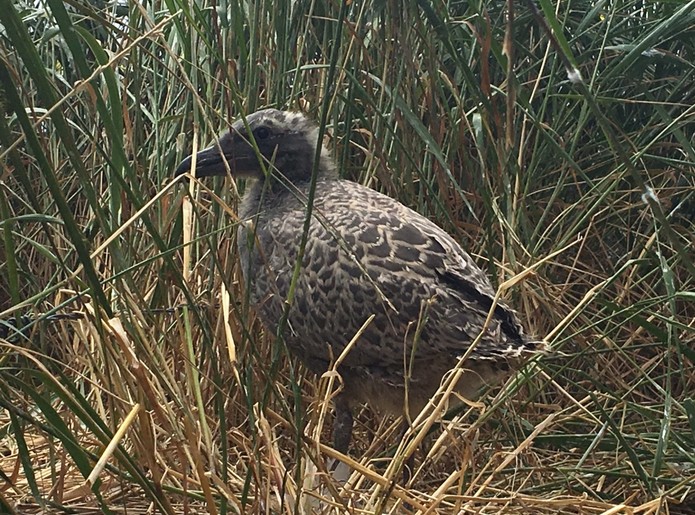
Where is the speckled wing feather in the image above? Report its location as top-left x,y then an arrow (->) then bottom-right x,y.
239,179 -> 535,372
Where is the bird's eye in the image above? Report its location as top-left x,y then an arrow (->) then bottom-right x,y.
254,127 -> 271,140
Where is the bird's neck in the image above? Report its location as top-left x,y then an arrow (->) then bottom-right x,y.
238,158 -> 338,221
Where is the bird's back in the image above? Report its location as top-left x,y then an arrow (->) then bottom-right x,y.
237,178 -> 540,415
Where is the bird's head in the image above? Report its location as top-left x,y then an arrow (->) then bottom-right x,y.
175,109 -> 333,183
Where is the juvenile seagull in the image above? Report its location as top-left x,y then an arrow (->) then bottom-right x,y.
175,109 -> 542,455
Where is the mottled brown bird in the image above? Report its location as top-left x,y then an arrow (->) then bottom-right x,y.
176,108 -> 542,455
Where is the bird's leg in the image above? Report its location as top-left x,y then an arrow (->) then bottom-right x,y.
333,395 -> 353,455
399,420 -> 415,484
329,395 -> 354,483
383,420 -> 416,511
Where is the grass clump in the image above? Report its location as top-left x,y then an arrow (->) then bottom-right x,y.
0,0 -> 693,513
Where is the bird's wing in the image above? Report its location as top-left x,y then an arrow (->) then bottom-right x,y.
403,212 -> 532,351
281,182 -> 532,365
252,180 -> 534,369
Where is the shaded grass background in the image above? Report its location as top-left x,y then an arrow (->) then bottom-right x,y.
0,0 -> 694,512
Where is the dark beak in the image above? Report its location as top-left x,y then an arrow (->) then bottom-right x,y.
175,144 -> 231,178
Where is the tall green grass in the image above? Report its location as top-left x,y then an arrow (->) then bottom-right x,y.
1,0 -> 693,513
